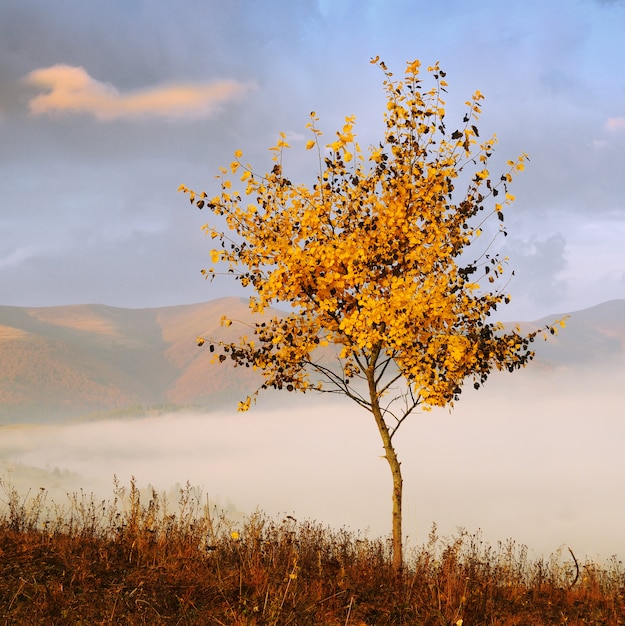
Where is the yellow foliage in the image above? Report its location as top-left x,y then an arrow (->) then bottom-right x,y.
180,58 -> 558,414
178,61 -> 564,573
237,397 -> 251,412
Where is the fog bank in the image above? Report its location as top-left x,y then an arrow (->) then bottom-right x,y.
1,363 -> 624,561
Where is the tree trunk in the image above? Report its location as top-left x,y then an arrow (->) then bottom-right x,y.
367,367 -> 404,574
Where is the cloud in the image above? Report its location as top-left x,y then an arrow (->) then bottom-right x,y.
0,245 -> 44,271
23,65 -> 251,121
605,116 -> 625,132
502,233 -> 569,315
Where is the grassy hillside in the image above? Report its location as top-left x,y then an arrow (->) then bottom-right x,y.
1,479 -> 623,625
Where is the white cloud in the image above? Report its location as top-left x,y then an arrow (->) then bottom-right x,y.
605,116 -> 625,131
23,65 -> 252,121
0,245 -> 41,270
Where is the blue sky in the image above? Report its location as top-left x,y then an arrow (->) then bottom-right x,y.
1,0 -> 624,319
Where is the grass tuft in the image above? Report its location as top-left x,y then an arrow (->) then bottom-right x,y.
1,478 -> 624,624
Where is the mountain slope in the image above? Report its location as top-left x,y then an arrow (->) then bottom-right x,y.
0,298 -> 623,423
523,299 -> 625,367
0,298 -> 265,423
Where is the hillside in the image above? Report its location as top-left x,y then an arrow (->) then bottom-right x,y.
0,297 -> 268,423
532,299 -> 625,364
0,298 -> 623,424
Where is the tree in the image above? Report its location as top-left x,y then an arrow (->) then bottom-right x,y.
179,57 -> 563,573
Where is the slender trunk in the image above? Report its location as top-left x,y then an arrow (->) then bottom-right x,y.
366,366 -> 403,574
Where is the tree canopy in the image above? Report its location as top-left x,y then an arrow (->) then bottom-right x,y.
180,57 -> 563,571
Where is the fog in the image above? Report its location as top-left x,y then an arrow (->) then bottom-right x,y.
1,363 -> 624,561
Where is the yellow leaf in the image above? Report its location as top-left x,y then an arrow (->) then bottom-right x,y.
234,149 -> 243,159
210,250 -> 220,263
237,397 -> 251,412
306,139 -> 315,150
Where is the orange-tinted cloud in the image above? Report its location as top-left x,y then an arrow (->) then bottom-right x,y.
605,117 -> 625,132
23,65 -> 250,121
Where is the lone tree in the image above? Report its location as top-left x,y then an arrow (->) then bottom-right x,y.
180,58 -> 562,573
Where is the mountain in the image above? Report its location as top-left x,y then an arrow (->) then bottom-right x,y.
522,299 -> 625,367
0,298 -> 623,424
0,297 -> 268,423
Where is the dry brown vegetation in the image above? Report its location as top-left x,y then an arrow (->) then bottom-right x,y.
1,478 -> 624,625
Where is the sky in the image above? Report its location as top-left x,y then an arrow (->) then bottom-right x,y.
1,0 -> 624,320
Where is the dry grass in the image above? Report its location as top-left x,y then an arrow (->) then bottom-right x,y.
1,478 -> 624,625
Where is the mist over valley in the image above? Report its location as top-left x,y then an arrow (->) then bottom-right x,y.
1,298 -> 624,561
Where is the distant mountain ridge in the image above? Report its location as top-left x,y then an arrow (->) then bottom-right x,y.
531,299 -> 625,365
0,298 -> 623,424
0,298 -> 267,423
